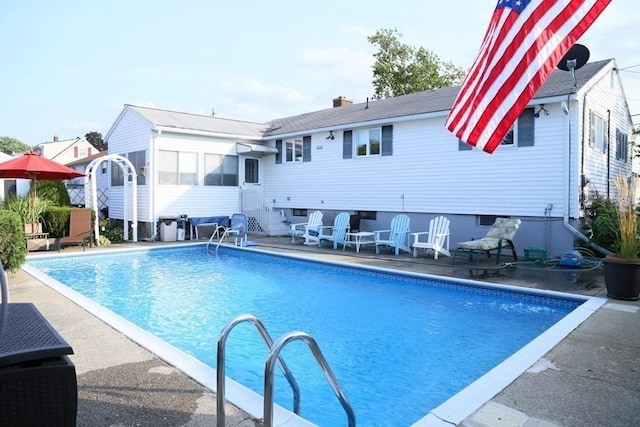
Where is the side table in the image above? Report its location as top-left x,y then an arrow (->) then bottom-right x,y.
0,303 -> 77,426
344,231 -> 375,253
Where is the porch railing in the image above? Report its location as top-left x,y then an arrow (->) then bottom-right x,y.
240,189 -> 274,235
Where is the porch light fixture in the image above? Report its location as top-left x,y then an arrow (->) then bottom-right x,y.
534,105 -> 549,118
326,131 -> 335,140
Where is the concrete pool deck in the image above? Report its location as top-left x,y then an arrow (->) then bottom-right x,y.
9,236 -> 640,426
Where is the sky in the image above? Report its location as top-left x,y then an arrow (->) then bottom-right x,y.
1,0 -> 638,146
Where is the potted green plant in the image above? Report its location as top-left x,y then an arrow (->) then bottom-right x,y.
603,175 -> 640,300
2,194 -> 51,234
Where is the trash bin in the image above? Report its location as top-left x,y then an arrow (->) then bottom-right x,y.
177,214 -> 188,241
159,217 -> 178,242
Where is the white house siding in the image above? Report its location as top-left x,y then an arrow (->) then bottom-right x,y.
151,132 -> 242,219
579,67 -> 633,202
263,104 -> 576,254
265,113 -> 569,216
106,108 -> 154,223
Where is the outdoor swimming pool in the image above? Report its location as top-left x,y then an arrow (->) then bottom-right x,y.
26,245 -> 601,426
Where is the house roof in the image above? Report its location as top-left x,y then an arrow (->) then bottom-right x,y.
66,150 -> 107,167
125,105 -> 271,138
122,59 -> 613,140
263,58 -> 614,137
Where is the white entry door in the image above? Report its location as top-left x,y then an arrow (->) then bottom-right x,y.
241,157 -> 261,190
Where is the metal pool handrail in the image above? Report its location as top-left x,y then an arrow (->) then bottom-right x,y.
264,331 -> 356,427
216,314 -> 301,427
0,263 -> 7,339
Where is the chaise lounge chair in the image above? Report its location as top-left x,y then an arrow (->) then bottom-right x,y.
411,215 -> 451,259
374,214 -> 411,256
453,217 -> 521,265
289,210 -> 323,245
318,212 -> 351,249
58,208 -> 93,252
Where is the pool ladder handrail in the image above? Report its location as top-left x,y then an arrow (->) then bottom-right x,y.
216,314 -> 301,427
264,331 -> 356,427
206,227 -> 241,253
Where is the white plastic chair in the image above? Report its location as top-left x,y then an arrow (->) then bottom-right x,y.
411,216 -> 450,259
289,210 -> 323,245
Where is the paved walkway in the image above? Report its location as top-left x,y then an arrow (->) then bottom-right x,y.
8,236 -> 640,426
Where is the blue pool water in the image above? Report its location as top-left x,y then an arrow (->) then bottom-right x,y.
28,246 -> 581,426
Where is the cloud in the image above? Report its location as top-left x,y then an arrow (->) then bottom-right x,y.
208,79 -> 313,122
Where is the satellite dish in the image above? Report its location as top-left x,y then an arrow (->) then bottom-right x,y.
557,44 -> 590,71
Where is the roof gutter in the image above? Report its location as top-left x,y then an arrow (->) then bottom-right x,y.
154,126 -> 263,141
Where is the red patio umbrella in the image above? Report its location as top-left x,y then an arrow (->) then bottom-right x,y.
0,151 -> 85,232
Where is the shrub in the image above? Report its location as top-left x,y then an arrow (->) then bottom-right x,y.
102,223 -> 123,243
98,235 -> 111,246
1,194 -> 51,225
42,206 -> 73,237
583,194 -> 619,253
35,180 -> 71,206
0,210 -> 27,273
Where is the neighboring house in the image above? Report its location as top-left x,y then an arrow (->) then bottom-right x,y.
35,135 -> 96,165
66,151 -> 108,210
104,58 -> 633,256
0,152 -> 29,203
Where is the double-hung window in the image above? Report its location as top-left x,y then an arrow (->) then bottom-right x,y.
459,108 -> 535,150
589,111 -> 606,153
501,108 -> 534,147
343,126 -> 392,159
204,154 -> 238,186
158,150 -> 197,185
356,128 -> 381,156
128,150 -> 146,185
285,139 -> 303,162
111,150 -> 147,185
111,154 -> 125,186
616,129 -> 629,161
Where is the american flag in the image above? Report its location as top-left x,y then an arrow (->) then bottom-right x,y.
446,0 -> 611,154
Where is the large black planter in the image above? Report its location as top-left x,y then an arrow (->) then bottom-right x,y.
603,255 -> 640,301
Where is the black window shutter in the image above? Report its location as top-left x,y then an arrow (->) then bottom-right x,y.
381,125 -> 393,156
518,108 -> 535,147
303,136 -> 311,162
275,140 -> 282,164
458,139 -> 472,151
343,130 -> 353,159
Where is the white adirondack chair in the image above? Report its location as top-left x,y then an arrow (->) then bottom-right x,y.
289,210 -> 323,245
411,216 -> 451,259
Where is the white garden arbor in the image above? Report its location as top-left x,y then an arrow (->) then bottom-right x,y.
85,154 -> 137,245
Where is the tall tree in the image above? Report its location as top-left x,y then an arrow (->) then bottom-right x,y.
368,28 -> 466,99
0,136 -> 31,155
85,131 -> 107,151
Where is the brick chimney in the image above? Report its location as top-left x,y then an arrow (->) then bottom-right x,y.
333,96 -> 353,108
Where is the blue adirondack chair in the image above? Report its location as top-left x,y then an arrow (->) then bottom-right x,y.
318,212 -> 351,249
374,214 -> 411,256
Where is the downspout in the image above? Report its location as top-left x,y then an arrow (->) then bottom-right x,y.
149,132 -> 157,240
606,109 -> 611,198
579,91 -> 588,208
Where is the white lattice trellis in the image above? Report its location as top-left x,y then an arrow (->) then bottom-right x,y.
85,154 -> 138,245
